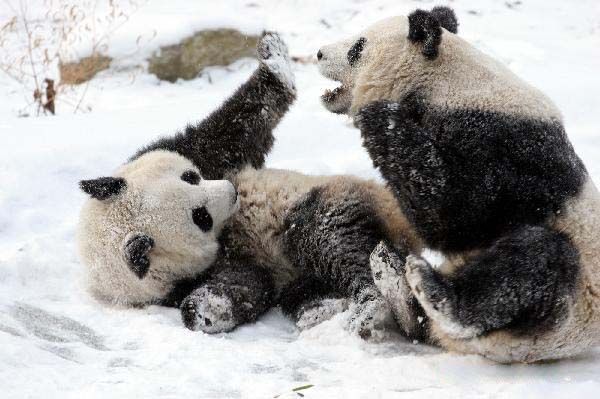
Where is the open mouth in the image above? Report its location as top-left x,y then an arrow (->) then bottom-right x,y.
321,81 -> 351,114
322,85 -> 346,103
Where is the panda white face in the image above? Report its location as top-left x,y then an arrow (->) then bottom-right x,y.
317,17 -> 408,115
77,150 -> 239,306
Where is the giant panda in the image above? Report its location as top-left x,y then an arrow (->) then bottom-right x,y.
316,7 -> 600,362
77,33 -> 421,337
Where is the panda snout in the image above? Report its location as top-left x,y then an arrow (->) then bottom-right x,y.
317,49 -> 324,61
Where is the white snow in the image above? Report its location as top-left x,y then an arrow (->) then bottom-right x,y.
1,0 -> 600,398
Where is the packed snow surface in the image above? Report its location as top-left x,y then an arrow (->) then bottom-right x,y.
1,0 -> 600,398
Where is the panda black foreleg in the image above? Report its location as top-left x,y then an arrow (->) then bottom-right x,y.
405,225 -> 580,339
179,260 -> 275,333
133,33 -> 296,180
282,184 -> 396,338
355,100 -> 451,251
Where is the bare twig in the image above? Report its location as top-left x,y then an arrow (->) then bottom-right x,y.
0,0 -> 151,116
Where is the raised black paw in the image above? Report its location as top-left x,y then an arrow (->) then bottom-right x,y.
257,32 -> 295,93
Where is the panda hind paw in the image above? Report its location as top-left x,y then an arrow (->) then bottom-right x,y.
296,297 -> 349,331
405,255 -> 479,339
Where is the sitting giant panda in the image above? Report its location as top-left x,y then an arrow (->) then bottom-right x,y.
317,7 -> 600,362
78,33 -> 421,337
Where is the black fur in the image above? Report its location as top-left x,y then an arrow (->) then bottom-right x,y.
408,9 -> 443,60
430,6 -> 458,34
192,206 -> 213,232
413,225 -> 580,336
180,261 -> 275,331
356,98 -> 586,253
161,275 -> 206,308
181,170 -> 201,185
79,177 -> 126,200
123,234 -> 154,279
347,37 -> 366,67
282,185 -> 387,300
132,64 -> 295,180
279,275 -> 338,319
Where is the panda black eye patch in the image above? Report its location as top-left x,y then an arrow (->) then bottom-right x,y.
181,170 -> 201,185
347,37 -> 366,66
192,206 -> 213,232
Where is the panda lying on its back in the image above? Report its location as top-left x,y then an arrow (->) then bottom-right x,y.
78,33 -> 421,337
317,7 -> 600,362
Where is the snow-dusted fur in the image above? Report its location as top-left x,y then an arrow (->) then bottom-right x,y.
318,7 -> 600,362
317,11 -> 557,120
77,33 -> 421,337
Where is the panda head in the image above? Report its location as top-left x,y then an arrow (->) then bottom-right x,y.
317,6 -> 458,115
77,150 -> 239,306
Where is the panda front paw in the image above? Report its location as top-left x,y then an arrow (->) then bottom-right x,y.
405,255 -> 479,339
257,32 -> 296,93
181,286 -> 237,334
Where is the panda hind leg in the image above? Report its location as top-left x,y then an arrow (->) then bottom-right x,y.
180,261 -> 275,333
405,225 -> 580,341
282,183 -> 398,339
279,276 -> 349,330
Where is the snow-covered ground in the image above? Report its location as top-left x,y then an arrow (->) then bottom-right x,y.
1,0 -> 600,398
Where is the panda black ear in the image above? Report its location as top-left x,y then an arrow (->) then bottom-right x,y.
79,177 -> 126,200
408,9 -> 443,60
123,233 -> 154,279
430,6 -> 458,34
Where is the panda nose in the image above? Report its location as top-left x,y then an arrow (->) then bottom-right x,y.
317,50 -> 323,61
